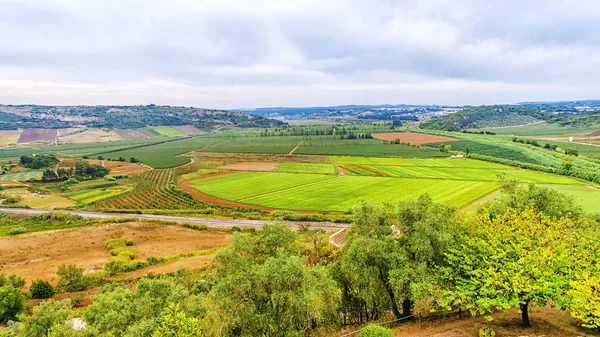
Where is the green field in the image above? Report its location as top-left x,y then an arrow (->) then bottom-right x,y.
192,172 -> 499,211
65,187 -> 130,204
474,123 -> 600,136
331,156 -> 513,169
197,136 -> 302,154
277,162 -> 337,175
0,171 -> 42,181
149,126 -> 185,137
295,138 -> 449,157
540,184 -> 600,214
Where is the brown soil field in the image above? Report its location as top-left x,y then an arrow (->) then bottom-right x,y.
389,308 -> 590,337
0,130 -> 19,146
172,125 -> 204,135
372,132 -> 456,144
0,222 -> 229,285
219,162 -> 277,171
58,128 -> 122,143
17,128 -> 58,143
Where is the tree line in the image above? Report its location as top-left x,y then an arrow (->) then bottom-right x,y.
42,161 -> 110,182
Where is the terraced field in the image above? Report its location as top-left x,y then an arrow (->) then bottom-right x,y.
192,172 -> 499,211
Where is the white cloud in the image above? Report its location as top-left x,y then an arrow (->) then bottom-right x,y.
0,0 -> 599,108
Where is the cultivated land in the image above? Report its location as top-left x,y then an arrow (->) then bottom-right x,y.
17,128 -> 58,143
58,128 -> 123,144
0,222 -> 229,285
372,131 -> 456,144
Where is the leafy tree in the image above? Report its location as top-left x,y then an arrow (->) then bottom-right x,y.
57,264 -> 89,292
358,325 -> 393,337
82,279 -> 190,336
153,304 -> 202,337
30,280 -> 55,299
0,285 -> 26,324
16,299 -> 72,337
568,276 -> 600,330
483,176 -> 582,218
439,209 -> 579,327
0,274 -> 25,290
203,224 -> 340,337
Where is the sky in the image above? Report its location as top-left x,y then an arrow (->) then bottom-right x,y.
1,0 -> 599,109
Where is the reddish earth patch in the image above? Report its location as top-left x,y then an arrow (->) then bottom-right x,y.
172,125 -> 204,135
17,128 -> 58,143
219,162 -> 277,171
372,132 -> 456,145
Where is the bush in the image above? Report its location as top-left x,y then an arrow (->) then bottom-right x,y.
1,194 -> 21,205
0,285 -> 26,323
29,280 -> 55,299
64,178 -> 80,186
71,293 -> 85,307
125,238 -> 134,246
8,226 -> 26,235
181,222 -> 208,231
57,264 -> 89,292
359,325 -> 394,337
479,327 -> 496,337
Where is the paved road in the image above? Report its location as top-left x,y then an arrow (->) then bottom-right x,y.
0,207 -> 349,231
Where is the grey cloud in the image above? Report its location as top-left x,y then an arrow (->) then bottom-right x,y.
0,0 -> 599,108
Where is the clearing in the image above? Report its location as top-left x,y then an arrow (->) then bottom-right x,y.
0,222 -> 229,285
372,132 -> 456,144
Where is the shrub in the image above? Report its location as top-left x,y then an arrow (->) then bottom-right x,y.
230,226 -> 241,233
104,175 -> 116,181
1,194 -> 21,205
0,274 -> 25,289
125,238 -> 134,246
0,285 -> 26,323
64,178 -> 80,186
29,280 -> 55,299
8,226 -> 26,235
479,327 -> 496,337
182,222 -> 208,231
104,259 -> 127,276
358,325 -> 393,337
71,294 -> 85,307
57,264 -> 89,292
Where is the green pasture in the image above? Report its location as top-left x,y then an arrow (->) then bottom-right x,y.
367,165 -> 581,184
66,187 -> 130,204
277,162 -> 337,175
192,172 -> 499,211
295,138 -> 449,157
474,123 -> 599,137
540,184 -> 600,214
0,171 -> 42,181
197,136 -> 302,154
149,126 -> 185,137
331,156 -> 513,169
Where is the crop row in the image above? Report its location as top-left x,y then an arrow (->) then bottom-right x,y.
94,169 -> 204,210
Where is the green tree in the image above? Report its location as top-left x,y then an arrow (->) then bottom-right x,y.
153,304 -> 202,337
439,209 -> 578,327
568,276 -> 600,330
16,299 -> 72,337
0,274 -> 25,290
483,176 -> 582,218
203,224 -> 340,337
30,280 -> 55,299
57,265 -> 89,292
0,285 -> 26,324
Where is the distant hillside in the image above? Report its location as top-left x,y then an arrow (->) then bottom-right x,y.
0,104 -> 285,130
420,106 -> 546,131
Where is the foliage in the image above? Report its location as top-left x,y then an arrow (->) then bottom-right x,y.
0,274 -> 25,290
19,154 -> 59,169
479,327 -> 496,337
482,176 -> 583,218
358,325 -> 394,337
420,105 -> 545,131
57,265 -> 89,292
439,209 -> 585,327
153,304 -> 202,337
203,224 -> 341,337
29,280 -> 55,299
568,276 -> 600,329
15,299 -> 72,337
0,285 -> 26,324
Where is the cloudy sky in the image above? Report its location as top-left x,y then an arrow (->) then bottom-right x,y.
1,0 -> 599,108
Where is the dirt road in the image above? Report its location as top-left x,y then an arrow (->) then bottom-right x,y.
0,207 -> 349,231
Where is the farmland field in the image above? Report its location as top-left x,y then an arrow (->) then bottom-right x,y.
277,162 -> 337,175
295,138 -> 449,157
65,186 -> 132,204
192,172 -> 500,211
149,126 -> 185,137
540,184 -> 600,213
0,171 -> 42,181
372,132 -> 456,144
0,130 -> 19,146
474,123 -> 600,136
197,136 -> 302,154
17,128 -> 58,143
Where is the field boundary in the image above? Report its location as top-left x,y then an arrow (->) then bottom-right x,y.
288,138 -> 305,155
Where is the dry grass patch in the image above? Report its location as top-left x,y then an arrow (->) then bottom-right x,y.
0,222 -> 229,285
